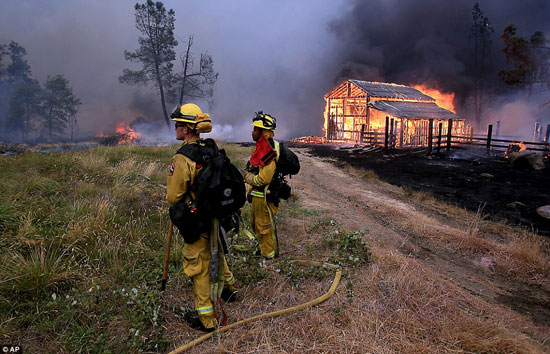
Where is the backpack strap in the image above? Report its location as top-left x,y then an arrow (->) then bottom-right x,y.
175,138 -> 219,166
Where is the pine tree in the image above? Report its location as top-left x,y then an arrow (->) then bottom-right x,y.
41,75 -> 81,140
0,41 -> 33,138
7,79 -> 42,141
120,0 -> 177,127
470,2 -> 494,126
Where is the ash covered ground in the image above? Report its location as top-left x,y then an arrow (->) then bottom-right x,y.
300,144 -> 550,236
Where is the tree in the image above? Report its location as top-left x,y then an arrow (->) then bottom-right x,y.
120,0 -> 177,128
470,2 -> 494,126
4,41 -> 32,84
7,79 -> 42,141
528,31 -> 550,92
500,26 -> 550,96
173,35 -> 218,106
499,25 -> 532,87
41,75 -> 81,140
0,41 -> 33,136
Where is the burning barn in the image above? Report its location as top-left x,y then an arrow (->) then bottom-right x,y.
323,80 -> 466,147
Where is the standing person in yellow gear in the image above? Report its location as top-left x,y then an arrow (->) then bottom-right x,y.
244,112 -> 280,259
166,103 -> 237,333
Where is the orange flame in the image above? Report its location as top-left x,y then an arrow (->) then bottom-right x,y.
115,122 -> 142,144
96,122 -> 142,144
411,83 -> 456,113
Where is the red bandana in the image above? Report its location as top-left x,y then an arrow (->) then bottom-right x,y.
249,134 -> 276,168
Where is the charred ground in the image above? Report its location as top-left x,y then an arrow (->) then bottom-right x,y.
301,144 -> 550,236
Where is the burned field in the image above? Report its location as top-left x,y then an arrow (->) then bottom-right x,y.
303,144 -> 550,236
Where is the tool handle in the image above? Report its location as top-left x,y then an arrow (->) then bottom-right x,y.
161,220 -> 174,291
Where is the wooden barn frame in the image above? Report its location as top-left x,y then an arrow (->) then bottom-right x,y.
323,80 -> 466,147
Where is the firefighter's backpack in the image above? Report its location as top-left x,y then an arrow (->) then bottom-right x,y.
276,142 -> 300,176
267,141 -> 300,205
169,139 -> 246,242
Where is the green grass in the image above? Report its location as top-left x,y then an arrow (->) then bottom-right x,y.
0,142 -> 372,352
0,143 -> 252,352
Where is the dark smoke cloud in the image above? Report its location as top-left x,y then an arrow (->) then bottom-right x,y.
330,0 -> 550,126
0,0 -> 548,142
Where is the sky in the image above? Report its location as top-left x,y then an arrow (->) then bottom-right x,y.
1,0 -> 549,142
0,0 -> 347,141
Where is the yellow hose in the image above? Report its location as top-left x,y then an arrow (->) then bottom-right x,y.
169,260 -> 342,353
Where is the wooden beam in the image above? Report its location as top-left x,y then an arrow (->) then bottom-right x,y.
446,119 -> 453,151
384,116 -> 389,151
437,122 -> 443,153
427,118 -> 433,155
486,124 -> 493,152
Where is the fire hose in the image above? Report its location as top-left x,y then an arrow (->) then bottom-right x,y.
168,260 -> 342,353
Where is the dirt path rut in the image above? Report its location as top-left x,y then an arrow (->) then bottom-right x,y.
290,150 -> 550,336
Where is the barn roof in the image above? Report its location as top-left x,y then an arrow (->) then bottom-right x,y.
349,80 -> 434,101
368,100 -> 460,120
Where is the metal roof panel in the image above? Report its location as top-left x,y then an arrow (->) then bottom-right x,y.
368,100 -> 460,120
350,80 -> 435,101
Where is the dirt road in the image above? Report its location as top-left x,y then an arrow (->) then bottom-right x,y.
290,149 -> 550,341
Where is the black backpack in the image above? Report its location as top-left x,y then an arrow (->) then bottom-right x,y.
169,139 -> 246,243
267,142 -> 300,206
277,142 -> 300,176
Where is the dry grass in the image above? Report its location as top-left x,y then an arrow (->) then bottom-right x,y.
2,144 -> 549,353
343,163 -> 550,282
176,244 -> 545,353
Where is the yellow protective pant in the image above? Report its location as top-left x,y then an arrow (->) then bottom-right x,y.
182,236 -> 235,329
251,196 -> 278,258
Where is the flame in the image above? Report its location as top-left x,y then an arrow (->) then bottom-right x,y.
323,101 -> 329,134
115,122 -> 141,143
411,83 -> 456,113
96,122 -> 142,144
505,141 -> 527,158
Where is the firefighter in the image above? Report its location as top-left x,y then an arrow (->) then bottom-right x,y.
244,112 -> 280,259
166,103 -> 237,332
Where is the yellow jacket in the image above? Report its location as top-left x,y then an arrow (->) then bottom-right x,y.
166,139 -> 199,205
245,130 -> 278,198
245,159 -> 276,198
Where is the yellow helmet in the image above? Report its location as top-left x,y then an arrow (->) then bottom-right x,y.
171,103 -> 212,133
251,111 -> 276,131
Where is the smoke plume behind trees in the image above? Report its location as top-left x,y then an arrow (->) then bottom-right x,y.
0,0 -> 549,142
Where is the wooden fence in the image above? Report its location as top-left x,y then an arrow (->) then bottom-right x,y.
361,117 -> 550,155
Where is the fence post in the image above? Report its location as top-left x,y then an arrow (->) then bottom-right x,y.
390,118 -> 395,148
534,121 -> 541,141
399,119 -> 404,147
384,116 -> 389,151
486,124 -> 493,152
360,124 -> 365,144
446,119 -> 453,152
427,119 -> 433,155
496,120 -> 501,137
436,122 -> 442,153
545,124 -> 550,155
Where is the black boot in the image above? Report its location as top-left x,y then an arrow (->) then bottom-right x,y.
184,310 -> 215,333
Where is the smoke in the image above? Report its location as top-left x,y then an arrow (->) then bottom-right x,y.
330,0 -> 550,132
484,93 -> 550,140
0,0 -> 548,143
0,0 -> 345,142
